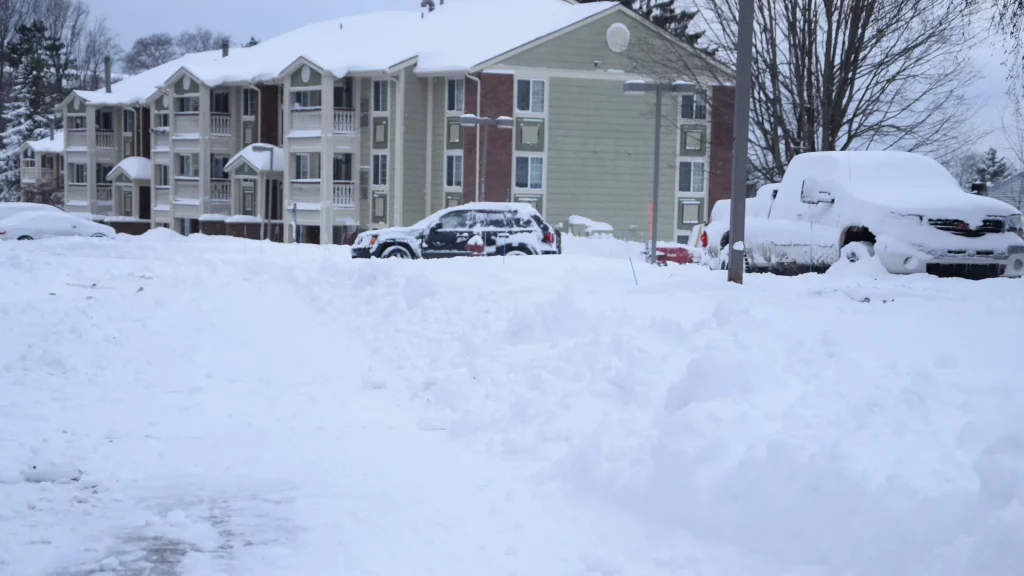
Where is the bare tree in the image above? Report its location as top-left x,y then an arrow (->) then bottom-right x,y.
973,1 -> 1024,105
695,0 -> 984,182
999,107 -> 1024,208
944,148 -> 985,189
75,17 -> 122,90
122,33 -> 177,74
175,27 -> 231,54
37,0 -> 90,97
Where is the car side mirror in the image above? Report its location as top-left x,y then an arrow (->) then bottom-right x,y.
800,178 -> 835,204
430,221 -> 443,232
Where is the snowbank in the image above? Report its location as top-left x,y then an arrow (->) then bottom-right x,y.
568,214 -> 614,236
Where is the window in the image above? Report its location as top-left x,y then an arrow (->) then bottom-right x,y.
22,149 -> 35,168
293,153 -> 321,180
371,154 -> 388,186
678,160 -> 705,193
155,164 -> 170,187
291,89 -> 321,109
334,154 -> 353,182
334,78 -> 354,109
122,109 -> 135,134
211,155 -> 230,179
42,155 -> 54,170
122,187 -> 133,216
243,88 -> 258,117
95,109 -> 113,130
69,115 -> 86,130
212,90 -> 230,114
243,126 -> 254,146
514,156 -> 544,189
445,154 -> 463,188
520,122 -> 541,146
176,96 -> 200,113
372,191 -> 387,223
444,193 -> 461,208
447,78 -> 465,112
374,120 -> 388,145
242,182 -> 255,215
177,154 -> 198,177
683,129 -> 704,152
681,91 -> 707,120
678,198 -> 704,227
439,210 -> 470,229
96,163 -> 113,183
447,121 -> 462,146
69,163 -> 87,184
372,80 -> 388,113
516,79 -> 545,113
155,113 -> 170,128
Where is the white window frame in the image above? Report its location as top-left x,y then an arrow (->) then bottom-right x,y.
446,78 -> 465,114
69,163 -> 87,184
176,95 -> 200,114
372,80 -> 389,114
371,153 -> 388,187
681,91 -> 708,121
68,115 -> 86,130
677,160 -> 706,194
155,164 -> 170,187
291,88 -> 322,110
242,88 -> 258,118
515,79 -> 547,115
176,154 -> 198,178
155,113 -> 170,128
122,109 -> 135,134
682,129 -> 704,152
677,198 -> 704,228
444,152 -> 463,190
514,155 -> 545,190
293,153 -> 321,180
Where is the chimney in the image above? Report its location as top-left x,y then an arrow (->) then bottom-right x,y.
104,55 -> 112,93
222,40 -> 229,58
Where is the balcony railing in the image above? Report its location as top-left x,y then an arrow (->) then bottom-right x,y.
291,181 -> 321,204
174,178 -> 201,202
20,167 -> 35,182
95,131 -> 114,149
153,131 -> 170,149
333,109 -> 355,134
174,114 -> 200,135
210,114 -> 231,136
67,130 -> 87,148
210,179 -> 231,202
332,181 -> 355,207
291,109 -> 322,133
207,202 -> 231,216
155,188 -> 171,208
40,168 -> 55,182
66,184 -> 88,204
96,184 -> 113,203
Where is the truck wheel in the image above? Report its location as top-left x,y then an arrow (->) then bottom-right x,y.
842,241 -> 875,263
381,245 -> 413,259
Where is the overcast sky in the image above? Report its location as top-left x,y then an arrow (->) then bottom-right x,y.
83,0 -> 1016,160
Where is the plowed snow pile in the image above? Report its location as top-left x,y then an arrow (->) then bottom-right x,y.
1,235 -> 1022,576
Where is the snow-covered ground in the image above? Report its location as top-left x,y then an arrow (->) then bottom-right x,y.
2,231 -> 1022,576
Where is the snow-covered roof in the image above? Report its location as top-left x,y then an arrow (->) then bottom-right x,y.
21,131 -> 64,154
108,157 -> 152,181
226,144 -> 285,173
65,0 -> 620,106
987,172 -> 1024,210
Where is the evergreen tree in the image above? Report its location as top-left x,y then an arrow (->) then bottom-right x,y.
974,147 -> 1011,184
243,36 -> 260,48
0,20 -> 57,201
578,0 -> 709,51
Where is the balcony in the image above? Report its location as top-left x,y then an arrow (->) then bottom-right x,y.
153,130 -> 170,150
291,109 -> 322,133
155,188 -> 171,208
96,184 -> 113,205
210,179 -> 231,203
66,130 -> 87,148
291,181 -> 321,205
210,114 -> 231,136
174,114 -> 200,136
20,166 -> 35,182
66,184 -> 88,205
332,181 -> 355,207
95,131 -> 114,149
174,178 -> 201,204
333,109 -> 355,134
40,168 -> 55,182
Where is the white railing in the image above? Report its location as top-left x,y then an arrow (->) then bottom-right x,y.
40,168 -> 55,182
210,179 -> 231,202
207,202 -> 231,216
66,184 -> 88,204
95,131 -> 114,149
174,178 -> 201,201
290,181 -> 321,204
174,114 -> 200,135
20,167 -> 35,182
291,109 -> 322,132
96,184 -> 113,202
210,115 -> 231,136
155,188 -> 171,208
332,181 -> 355,207
333,109 -> 355,133
67,130 -> 87,148
153,131 -> 170,149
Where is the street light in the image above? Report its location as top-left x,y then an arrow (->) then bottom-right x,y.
250,144 -> 276,241
625,79 -> 696,264
460,113 -> 514,202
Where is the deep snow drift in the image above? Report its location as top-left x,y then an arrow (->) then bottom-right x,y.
1,233 -> 1022,576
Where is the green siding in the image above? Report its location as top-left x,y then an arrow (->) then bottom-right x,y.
430,79 -> 446,213
679,124 -> 706,157
402,70 -> 428,225
547,77 -> 678,241
290,65 -> 322,88
516,118 -> 545,153
499,10 -> 715,79
115,172 -> 132,183
153,95 -> 169,111
174,75 -> 200,95
232,162 -> 258,176
67,97 -> 85,114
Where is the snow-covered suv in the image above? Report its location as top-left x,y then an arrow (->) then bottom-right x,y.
704,151 -> 1024,279
352,202 -> 562,259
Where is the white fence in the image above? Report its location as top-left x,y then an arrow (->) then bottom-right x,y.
210,179 -> 231,202
291,181 -> 321,204
95,131 -> 114,149
332,182 -> 354,207
291,110 -> 322,132
210,115 -> 231,136
174,115 -> 200,135
333,109 -> 355,133
174,179 -> 201,201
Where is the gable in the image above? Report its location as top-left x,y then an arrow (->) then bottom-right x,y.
66,95 -> 86,114
492,10 -> 725,83
228,160 -> 259,176
174,73 -> 201,95
290,63 -> 323,88
114,171 -> 133,184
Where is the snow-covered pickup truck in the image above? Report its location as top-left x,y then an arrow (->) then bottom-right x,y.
705,151 -> 1024,279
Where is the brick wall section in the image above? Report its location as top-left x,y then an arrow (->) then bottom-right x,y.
259,84 -> 280,145
140,107 -> 151,158
479,73 -> 514,202
709,85 -> 735,219
463,79 -> 479,201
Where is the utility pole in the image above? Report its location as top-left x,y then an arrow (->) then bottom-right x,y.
728,0 -> 755,285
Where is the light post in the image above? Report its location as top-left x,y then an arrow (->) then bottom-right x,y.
460,114 -> 514,202
250,144 -> 275,241
728,0 -> 755,285
625,79 -> 696,264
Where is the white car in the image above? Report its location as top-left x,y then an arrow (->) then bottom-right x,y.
0,202 -> 63,222
0,210 -> 115,241
704,151 -> 1024,279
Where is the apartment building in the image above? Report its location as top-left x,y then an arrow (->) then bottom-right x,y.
17,130 -> 64,204
53,0 -> 734,244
